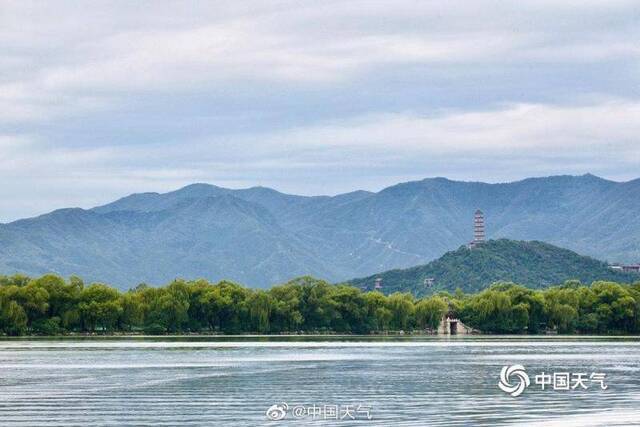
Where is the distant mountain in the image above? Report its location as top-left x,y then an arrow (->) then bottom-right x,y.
347,239 -> 639,296
0,174 -> 639,289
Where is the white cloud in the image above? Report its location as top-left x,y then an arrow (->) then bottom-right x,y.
1,100 -> 637,221
1,1 -> 638,123
0,1 -> 638,221
253,101 -> 640,155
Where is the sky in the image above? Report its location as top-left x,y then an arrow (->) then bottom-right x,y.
0,0 -> 639,222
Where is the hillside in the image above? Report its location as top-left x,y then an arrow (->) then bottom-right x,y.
1,174 -> 639,289
347,239 -> 639,296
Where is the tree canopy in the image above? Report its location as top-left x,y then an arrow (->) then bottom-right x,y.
0,274 -> 639,336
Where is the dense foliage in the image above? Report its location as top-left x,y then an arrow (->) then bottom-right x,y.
0,274 -> 639,336
349,239 -> 638,295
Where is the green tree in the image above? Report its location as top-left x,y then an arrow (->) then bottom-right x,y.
363,291 -> 391,331
78,284 -> 123,332
387,292 -> 415,331
247,290 -> 274,333
0,299 -> 28,335
415,296 -> 448,330
155,280 -> 190,332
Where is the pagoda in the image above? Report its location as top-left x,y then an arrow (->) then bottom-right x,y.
468,209 -> 486,248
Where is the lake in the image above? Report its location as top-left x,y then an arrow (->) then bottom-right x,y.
0,336 -> 639,426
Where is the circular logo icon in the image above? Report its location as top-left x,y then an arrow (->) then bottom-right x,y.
266,403 -> 288,421
498,364 -> 530,397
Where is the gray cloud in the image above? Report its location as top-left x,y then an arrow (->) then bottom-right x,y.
0,1 -> 638,221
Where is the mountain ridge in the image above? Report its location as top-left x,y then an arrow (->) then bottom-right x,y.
1,174 -> 638,289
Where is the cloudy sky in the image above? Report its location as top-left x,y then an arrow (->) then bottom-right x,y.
1,1 -> 638,222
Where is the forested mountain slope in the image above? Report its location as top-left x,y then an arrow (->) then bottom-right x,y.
1,174 -> 638,289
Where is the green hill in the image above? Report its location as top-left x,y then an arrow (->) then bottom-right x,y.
347,239 -> 638,296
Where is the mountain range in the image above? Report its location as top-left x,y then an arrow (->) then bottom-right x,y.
0,174 -> 638,289
348,239 -> 638,296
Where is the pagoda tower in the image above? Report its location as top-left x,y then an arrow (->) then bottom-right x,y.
469,209 -> 486,248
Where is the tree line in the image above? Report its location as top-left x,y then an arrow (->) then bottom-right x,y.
0,274 -> 639,335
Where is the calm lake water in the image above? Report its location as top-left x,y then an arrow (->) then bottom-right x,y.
0,336 -> 639,426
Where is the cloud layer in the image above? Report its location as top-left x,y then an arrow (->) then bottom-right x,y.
0,1 -> 638,221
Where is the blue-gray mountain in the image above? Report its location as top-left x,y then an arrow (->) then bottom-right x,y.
0,174 -> 638,289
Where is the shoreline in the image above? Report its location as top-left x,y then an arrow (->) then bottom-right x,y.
2,333 -> 640,340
